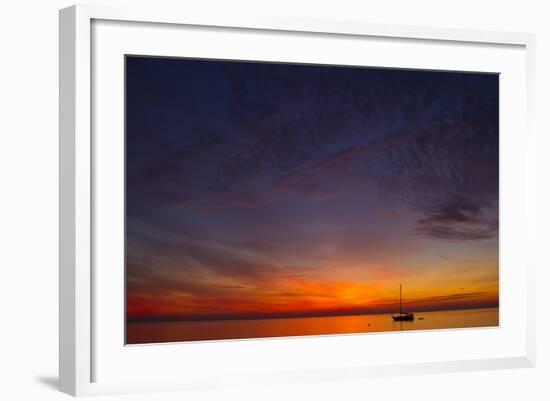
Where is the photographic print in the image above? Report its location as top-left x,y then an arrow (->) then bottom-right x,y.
125,56 -> 499,344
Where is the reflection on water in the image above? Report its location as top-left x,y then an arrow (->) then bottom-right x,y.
126,307 -> 498,345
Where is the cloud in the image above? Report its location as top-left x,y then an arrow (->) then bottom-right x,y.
127,62 -> 498,216
413,196 -> 498,240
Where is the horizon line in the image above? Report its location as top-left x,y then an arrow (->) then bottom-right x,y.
127,303 -> 499,324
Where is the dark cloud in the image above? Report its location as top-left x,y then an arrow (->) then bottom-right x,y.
413,196 -> 498,240
406,291 -> 491,305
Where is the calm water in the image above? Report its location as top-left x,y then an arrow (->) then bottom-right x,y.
126,307 -> 498,345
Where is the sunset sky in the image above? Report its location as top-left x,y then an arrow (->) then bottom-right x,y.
125,56 -> 499,322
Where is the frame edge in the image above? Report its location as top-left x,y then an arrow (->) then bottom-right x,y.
59,5 -> 77,396
524,33 -> 536,368
60,4 -> 93,397
61,3 -> 537,395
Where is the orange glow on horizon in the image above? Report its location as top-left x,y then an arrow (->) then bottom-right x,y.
127,262 -> 499,321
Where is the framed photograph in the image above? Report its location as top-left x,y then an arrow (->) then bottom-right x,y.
59,4 -> 536,396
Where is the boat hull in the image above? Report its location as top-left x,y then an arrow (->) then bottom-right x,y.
392,314 -> 414,321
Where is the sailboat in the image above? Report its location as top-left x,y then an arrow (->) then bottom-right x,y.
392,284 -> 414,321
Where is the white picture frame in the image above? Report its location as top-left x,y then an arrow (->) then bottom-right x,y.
59,4 -> 536,397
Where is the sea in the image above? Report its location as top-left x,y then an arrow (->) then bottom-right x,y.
126,307 -> 498,345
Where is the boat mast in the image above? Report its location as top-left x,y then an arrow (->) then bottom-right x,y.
399,284 -> 403,315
